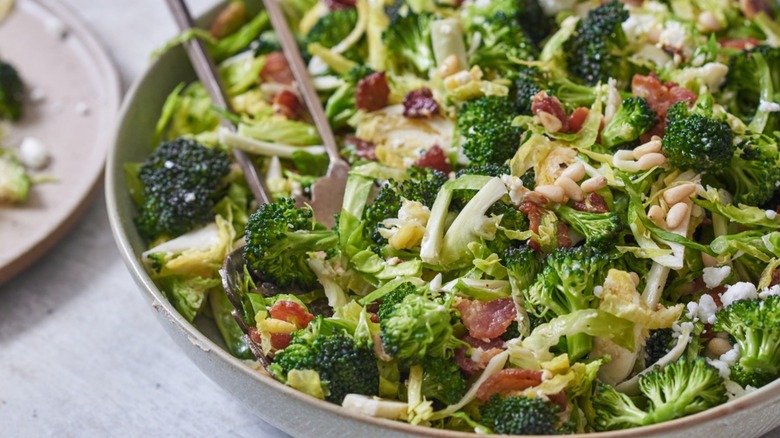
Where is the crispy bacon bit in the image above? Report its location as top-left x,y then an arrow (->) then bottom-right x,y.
248,326 -> 263,345
565,107 -> 590,134
548,391 -> 568,410
463,335 -> 506,351
739,0 -> 772,19
261,52 -> 294,85
270,332 -> 293,350
370,313 -> 380,324
532,91 -> 568,132
519,201 -> 543,252
273,89 -> 302,120
323,0 -> 357,10
771,268 -> 780,287
344,136 -> 377,161
457,298 -> 516,340
269,300 -> 314,329
476,369 -> 544,401
413,145 -> 452,174
632,73 -> 696,121
403,88 -> 440,119
355,72 -> 390,112
454,337 -> 505,376
557,222 -> 573,248
719,37 -> 760,50
209,2 -> 246,38
572,192 -> 609,214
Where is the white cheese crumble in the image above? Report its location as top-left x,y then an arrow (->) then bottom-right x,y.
685,294 -> 718,325
702,265 -> 731,289
759,285 -> 780,299
593,285 -> 603,298
18,137 -> 50,170
183,192 -> 196,203
501,174 -> 528,206
29,87 -> 46,103
706,357 -> 731,379
720,282 -> 758,307
766,210 -> 778,220
758,100 -> 780,113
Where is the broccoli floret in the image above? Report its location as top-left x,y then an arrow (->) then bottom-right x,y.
714,296 -> 780,388
135,138 -> 231,240
593,357 -> 727,430
380,293 -> 454,365
455,164 -> 510,179
556,205 -> 624,250
458,96 -> 522,167
0,153 -> 30,203
721,46 -> 780,135
251,30 -> 281,56
719,134 -> 780,207
514,66 -> 547,115
645,328 -> 673,366
325,65 -> 375,129
516,0 -> 554,49
383,11 -> 435,75
377,282 -> 418,321
480,394 -> 562,435
420,356 -> 467,406
504,245 -> 543,294
305,8 -> 362,62
662,100 -> 735,174
0,60 -> 24,121
244,198 -> 338,289
273,330 -> 379,404
525,245 -> 612,360
600,98 -> 658,149
563,0 -> 630,85
363,166 -> 448,247
467,12 -> 536,76
487,202 -> 529,254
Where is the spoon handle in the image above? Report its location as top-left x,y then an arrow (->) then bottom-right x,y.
164,0 -> 270,206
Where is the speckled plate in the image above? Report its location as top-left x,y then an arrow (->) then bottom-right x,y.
0,0 -> 120,284
107,3 -> 780,437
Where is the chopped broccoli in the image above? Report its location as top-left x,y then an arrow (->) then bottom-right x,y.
721,46 -> 780,135
563,0 -> 630,85
383,11 -> 435,75
503,245 -> 543,295
480,394 -> 562,435
525,245 -> 613,360
600,98 -> 658,149
514,66 -> 547,115
251,30 -> 281,56
556,205 -> 624,251
135,138 -> 231,240
0,60 -> 24,121
487,202 -> 530,255
272,329 -> 379,404
244,198 -> 338,289
714,296 -> 780,388
325,65 -> 375,129
467,12 -> 536,76
377,281 -> 418,321
719,133 -> 780,207
516,0 -> 554,49
458,96 -> 522,167
593,358 -> 727,430
306,8 -> 362,62
662,99 -> 735,174
0,153 -> 30,203
455,164 -> 510,179
420,356 -> 467,406
380,293 -> 454,365
645,328 -> 673,366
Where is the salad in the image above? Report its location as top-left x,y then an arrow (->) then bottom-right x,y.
131,0 -> 780,434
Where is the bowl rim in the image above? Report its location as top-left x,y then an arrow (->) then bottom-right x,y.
104,4 -> 780,437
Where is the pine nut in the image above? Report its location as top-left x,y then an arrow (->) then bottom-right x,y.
706,337 -> 732,357
580,175 -> 608,193
555,176 -> 584,202
630,272 -> 640,287
560,162 -> 586,182
535,111 -> 563,133
438,54 -> 461,78
647,205 -> 666,225
663,183 -> 696,205
632,139 -> 662,160
615,149 -> 635,161
534,184 -> 566,204
637,152 -> 666,170
524,191 -> 548,205
701,252 -> 718,268
443,70 -> 472,90
665,202 -> 689,229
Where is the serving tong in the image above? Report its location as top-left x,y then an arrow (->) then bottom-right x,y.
165,0 -> 349,369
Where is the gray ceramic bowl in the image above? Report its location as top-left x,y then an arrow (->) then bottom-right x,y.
106,5 -> 780,437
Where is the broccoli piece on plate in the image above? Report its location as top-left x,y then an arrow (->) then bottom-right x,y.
0,60 -> 24,121
380,293 -> 454,365
420,356 -> 467,406
0,152 -> 30,203
644,328 -> 674,366
720,46 -> 780,135
720,133 -> 780,207
503,245 -> 543,295
135,138 -> 231,240
714,295 -> 780,388
272,329 -> 379,404
305,8 -> 362,62
563,0 -> 630,85
458,96 -> 522,167
244,198 -> 338,289
383,11 -> 435,75
600,97 -> 658,149
251,30 -> 281,56
467,12 -> 536,75
325,65 -> 375,129
556,205 -> 624,251
480,394 -> 563,435
662,99 -> 735,174
514,66 -> 548,115
593,357 -> 727,430
376,281 -> 418,321
487,202 -> 529,255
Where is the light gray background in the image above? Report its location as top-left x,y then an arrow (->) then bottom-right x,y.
0,1 -> 777,437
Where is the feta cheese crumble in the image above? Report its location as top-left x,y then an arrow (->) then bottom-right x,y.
720,282 -> 758,307
18,137 -> 50,170
702,265 -> 731,289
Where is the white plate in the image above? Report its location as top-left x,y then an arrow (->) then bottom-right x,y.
0,0 -> 120,284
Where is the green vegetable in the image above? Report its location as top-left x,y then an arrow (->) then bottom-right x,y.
600,98 -> 657,149
379,293 -> 454,365
0,152 -> 30,203
480,395 -> 563,435
662,98 -> 734,174
383,11 -> 435,75
0,60 -> 24,121
458,96 -> 522,167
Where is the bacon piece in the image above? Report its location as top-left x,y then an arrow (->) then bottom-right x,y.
344,136 -> 377,161
572,192 -> 609,214
269,300 -> 314,329
719,37 -> 760,50
556,222 -> 572,248
261,52 -> 294,85
519,201 -> 543,252
457,298 -> 516,340
632,73 -> 696,121
548,391 -> 567,410
403,88 -> 440,119
270,332 -> 293,350
323,0 -> 357,9
463,335 -> 506,351
565,107 -> 590,134
248,326 -> 263,345
273,89 -> 302,120
476,369 -> 544,401
454,338 -> 505,376
532,91 -> 568,132
771,268 -> 780,287
413,145 -> 451,174
355,72 -> 390,112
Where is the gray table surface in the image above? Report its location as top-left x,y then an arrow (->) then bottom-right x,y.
0,1 -> 778,437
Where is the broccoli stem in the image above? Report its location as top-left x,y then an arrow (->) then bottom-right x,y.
567,332 -> 593,362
